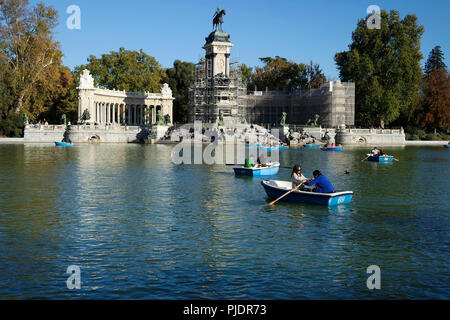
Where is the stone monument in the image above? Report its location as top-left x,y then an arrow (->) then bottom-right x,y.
189,9 -> 247,125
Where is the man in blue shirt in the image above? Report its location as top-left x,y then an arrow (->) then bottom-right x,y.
304,170 -> 335,193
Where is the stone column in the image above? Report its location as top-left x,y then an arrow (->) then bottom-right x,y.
152,106 -> 156,124
122,104 -> 125,125
134,105 -> 137,125
110,103 -> 116,124
225,54 -> 230,76
145,106 -> 149,124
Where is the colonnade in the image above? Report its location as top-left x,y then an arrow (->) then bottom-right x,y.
93,102 -> 162,125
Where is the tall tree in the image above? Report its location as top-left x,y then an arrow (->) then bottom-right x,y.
335,10 -> 424,127
164,60 -> 195,123
421,69 -> 450,131
424,46 -> 447,75
74,48 -> 166,93
421,46 -> 449,131
0,0 -> 61,114
0,60 -> 14,117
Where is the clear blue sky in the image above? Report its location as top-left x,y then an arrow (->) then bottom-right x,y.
32,0 -> 449,79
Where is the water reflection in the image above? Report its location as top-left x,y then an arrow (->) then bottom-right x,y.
0,144 -> 448,299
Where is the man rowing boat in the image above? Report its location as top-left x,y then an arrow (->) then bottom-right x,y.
304,170 -> 335,193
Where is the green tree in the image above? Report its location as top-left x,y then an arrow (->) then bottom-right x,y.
74,48 -> 166,93
252,56 -> 302,91
41,67 -> 78,124
0,0 -> 61,114
249,56 -> 325,91
424,46 -> 447,75
164,60 -> 195,123
0,60 -> 14,117
335,10 -> 424,127
239,64 -> 253,86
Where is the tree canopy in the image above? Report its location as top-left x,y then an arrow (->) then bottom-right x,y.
248,56 -> 326,92
420,47 -> 449,131
335,10 -> 424,127
74,48 -> 166,93
0,0 -> 63,115
164,60 -> 195,123
0,0 -> 76,130
424,45 -> 447,75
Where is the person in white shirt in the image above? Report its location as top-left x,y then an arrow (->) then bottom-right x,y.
371,147 -> 380,156
291,165 -> 308,188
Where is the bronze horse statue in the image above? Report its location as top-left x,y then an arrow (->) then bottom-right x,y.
213,9 -> 226,30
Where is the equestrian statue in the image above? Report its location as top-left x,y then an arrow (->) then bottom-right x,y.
213,8 -> 226,30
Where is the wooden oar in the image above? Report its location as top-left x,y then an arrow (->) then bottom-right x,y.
361,156 -> 369,162
393,158 -> 399,162
269,182 -> 304,206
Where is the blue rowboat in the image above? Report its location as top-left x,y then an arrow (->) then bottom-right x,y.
444,145 -> 450,149
234,162 -> 280,176
261,180 -> 353,206
55,142 -> 73,147
261,146 -> 287,151
321,146 -> 343,151
366,154 -> 393,162
303,144 -> 320,148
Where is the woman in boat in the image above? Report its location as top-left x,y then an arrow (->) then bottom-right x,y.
304,170 -> 335,193
291,165 -> 308,188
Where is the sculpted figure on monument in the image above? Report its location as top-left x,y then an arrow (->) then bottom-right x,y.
306,114 -> 321,127
280,112 -> 287,127
164,114 -> 171,125
218,110 -> 224,126
322,130 -> 331,142
156,110 -> 165,125
213,9 -> 226,30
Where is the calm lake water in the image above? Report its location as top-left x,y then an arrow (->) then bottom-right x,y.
0,143 -> 448,299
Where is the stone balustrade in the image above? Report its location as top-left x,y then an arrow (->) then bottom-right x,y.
335,127 -> 406,145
